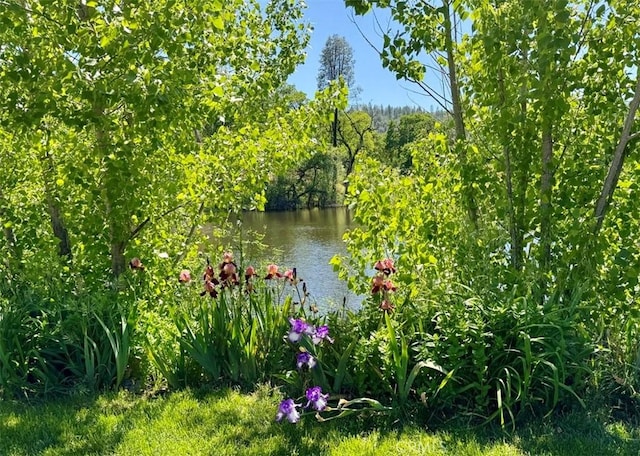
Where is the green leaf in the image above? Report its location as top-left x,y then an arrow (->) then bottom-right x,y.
212,85 -> 224,97
212,16 -> 224,30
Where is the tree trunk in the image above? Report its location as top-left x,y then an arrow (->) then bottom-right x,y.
497,69 -> 522,270
46,192 -> 72,258
593,74 -> 640,235
443,0 -> 478,228
514,33 -> 532,273
0,189 -> 20,263
515,96 -> 531,273
41,141 -> 72,258
46,188 -> 72,258
332,107 -> 338,147
504,144 -> 522,270
94,103 -> 127,278
111,240 -> 127,278
539,127 -> 554,272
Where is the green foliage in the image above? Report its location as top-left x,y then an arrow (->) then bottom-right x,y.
0,0 -> 338,285
383,312 -> 447,406
174,285 -> 292,387
0,280 -> 141,397
337,0 -> 640,426
354,103 -> 443,132
335,110 -> 378,181
3,0 -> 640,435
0,0 -> 349,402
382,112 -> 436,171
265,151 -> 340,210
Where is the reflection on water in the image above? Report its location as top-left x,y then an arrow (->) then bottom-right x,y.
229,207 -> 360,311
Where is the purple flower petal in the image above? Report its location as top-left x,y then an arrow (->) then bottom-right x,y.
275,398 -> 301,423
296,352 -> 316,369
311,325 -> 334,344
305,386 -> 329,412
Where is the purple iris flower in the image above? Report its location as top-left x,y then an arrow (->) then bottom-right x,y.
275,398 -> 301,423
296,351 -> 316,370
305,386 -> 329,412
311,325 -> 334,345
288,318 -> 309,342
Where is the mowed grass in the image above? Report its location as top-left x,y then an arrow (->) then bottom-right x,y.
1,387 -> 640,456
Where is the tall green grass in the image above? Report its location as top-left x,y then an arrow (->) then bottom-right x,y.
0,282 -> 139,397
174,285 -> 292,387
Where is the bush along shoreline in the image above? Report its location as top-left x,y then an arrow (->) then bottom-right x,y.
0,249 -> 636,430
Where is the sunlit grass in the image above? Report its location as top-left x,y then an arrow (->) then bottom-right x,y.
1,387 -> 640,455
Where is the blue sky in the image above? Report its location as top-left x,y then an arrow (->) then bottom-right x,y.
287,1 -> 435,108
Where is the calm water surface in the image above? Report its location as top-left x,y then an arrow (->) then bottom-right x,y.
235,207 -> 360,311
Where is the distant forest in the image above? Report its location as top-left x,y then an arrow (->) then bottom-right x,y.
352,103 -> 448,132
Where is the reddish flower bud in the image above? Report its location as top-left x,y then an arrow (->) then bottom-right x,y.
284,269 -> 295,282
179,269 -> 191,283
383,279 -> 397,292
371,275 -> 384,294
203,264 -> 215,281
265,263 -> 283,279
129,257 -> 144,271
380,299 -> 395,313
245,265 -> 256,281
374,258 -> 396,275
201,279 -> 218,298
222,251 -> 234,263
222,262 -> 237,276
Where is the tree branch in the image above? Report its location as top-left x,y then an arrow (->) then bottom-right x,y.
129,203 -> 187,242
593,73 -> 640,234
3,0 -> 66,28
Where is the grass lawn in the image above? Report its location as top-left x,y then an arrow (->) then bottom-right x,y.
1,386 -> 639,455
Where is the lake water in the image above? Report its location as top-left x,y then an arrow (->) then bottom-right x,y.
226,207 -> 361,312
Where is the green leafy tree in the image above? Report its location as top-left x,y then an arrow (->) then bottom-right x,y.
346,0 -> 479,227
345,0 -> 640,299
0,0 -> 336,283
383,112 -> 436,171
338,0 -> 640,421
335,110 -> 376,195
263,84 -> 342,210
317,34 -> 356,147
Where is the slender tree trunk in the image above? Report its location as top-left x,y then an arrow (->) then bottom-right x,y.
443,0 -> 478,228
593,74 -> 640,235
332,107 -> 338,147
497,69 -> 522,270
0,189 -> 19,262
173,201 -> 206,268
41,151 -> 72,258
515,97 -> 531,272
94,103 -> 127,278
504,144 -> 522,270
539,127 -> 554,271
444,3 -> 465,142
